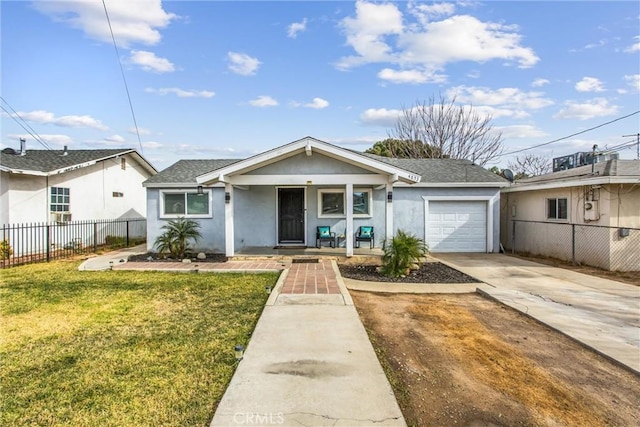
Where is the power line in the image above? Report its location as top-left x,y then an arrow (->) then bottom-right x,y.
622,133 -> 640,160
0,97 -> 54,150
497,110 -> 640,158
102,0 -> 144,155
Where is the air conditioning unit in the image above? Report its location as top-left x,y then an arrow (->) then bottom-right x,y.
50,212 -> 72,223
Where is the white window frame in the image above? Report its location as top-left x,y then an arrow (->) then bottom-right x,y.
160,189 -> 212,219
317,188 -> 373,218
50,186 -> 70,213
546,197 -> 568,221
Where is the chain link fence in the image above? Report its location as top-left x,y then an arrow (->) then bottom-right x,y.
504,220 -> 639,272
1,218 -> 146,268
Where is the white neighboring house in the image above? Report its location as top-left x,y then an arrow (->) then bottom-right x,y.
0,142 -> 157,225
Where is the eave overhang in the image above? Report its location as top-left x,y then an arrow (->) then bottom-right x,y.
502,176 -> 640,193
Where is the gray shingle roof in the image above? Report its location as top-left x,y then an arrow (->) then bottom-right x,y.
514,159 -> 639,184
143,159 -> 240,185
0,148 -> 154,173
145,154 -> 506,185
362,153 -> 507,183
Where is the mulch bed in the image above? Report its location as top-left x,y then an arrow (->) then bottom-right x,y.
127,252 -> 228,263
338,262 -> 479,283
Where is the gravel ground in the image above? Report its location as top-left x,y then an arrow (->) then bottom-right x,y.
338,262 -> 479,283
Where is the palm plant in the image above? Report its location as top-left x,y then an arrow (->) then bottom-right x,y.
381,230 -> 428,278
154,217 -> 202,259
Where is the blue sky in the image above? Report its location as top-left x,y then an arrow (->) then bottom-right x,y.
2,1 -> 639,171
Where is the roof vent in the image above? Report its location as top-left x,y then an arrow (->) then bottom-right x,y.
62,145 -> 69,156
19,138 -> 26,156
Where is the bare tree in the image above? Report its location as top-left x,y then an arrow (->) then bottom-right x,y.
365,138 -> 441,158
507,153 -> 552,177
388,94 -> 503,166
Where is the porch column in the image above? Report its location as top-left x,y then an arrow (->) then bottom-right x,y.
345,183 -> 354,257
386,183 -> 394,243
224,183 -> 234,256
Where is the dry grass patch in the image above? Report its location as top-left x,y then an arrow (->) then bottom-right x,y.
0,261 -> 279,426
352,292 -> 640,427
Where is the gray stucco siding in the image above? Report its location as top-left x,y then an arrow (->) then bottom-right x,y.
246,152 -> 376,175
233,186 -> 277,249
146,188 -> 226,253
393,187 -> 501,252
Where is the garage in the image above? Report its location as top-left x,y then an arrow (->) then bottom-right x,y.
427,201 -> 487,252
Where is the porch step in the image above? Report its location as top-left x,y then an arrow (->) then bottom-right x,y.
292,258 -> 320,264
230,254 -> 342,262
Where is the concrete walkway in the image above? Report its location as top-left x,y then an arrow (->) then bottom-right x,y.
435,253 -> 640,375
81,251 -> 405,425
211,260 -> 405,426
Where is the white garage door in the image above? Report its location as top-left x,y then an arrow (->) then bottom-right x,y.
427,201 -> 487,252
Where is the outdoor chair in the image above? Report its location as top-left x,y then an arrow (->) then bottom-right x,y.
355,226 -> 374,249
316,226 -> 336,248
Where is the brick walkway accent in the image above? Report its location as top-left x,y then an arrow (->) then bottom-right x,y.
280,260 -> 341,294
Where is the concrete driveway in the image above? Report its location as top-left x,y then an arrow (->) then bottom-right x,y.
434,253 -> 640,375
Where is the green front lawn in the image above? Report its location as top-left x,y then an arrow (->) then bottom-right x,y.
0,261 -> 279,426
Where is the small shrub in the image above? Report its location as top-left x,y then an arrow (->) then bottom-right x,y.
0,239 -> 13,259
381,230 -> 428,278
105,235 -> 127,248
154,217 -> 202,259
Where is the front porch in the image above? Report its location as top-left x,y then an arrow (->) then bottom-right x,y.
194,137 -> 421,258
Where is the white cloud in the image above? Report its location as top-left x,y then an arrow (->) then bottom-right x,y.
624,74 -> 640,92
400,15 -> 539,68
287,18 -> 307,38
104,134 -> 126,143
378,68 -> 446,84
15,110 -> 108,130
249,96 -> 279,107
228,52 -> 261,76
360,108 -> 401,126
304,98 -> 329,109
33,0 -> 176,47
447,86 -> 554,110
142,141 -> 163,149
624,36 -> 640,53
471,105 -> 530,120
575,77 -> 605,92
532,78 -> 549,87
130,50 -> 175,73
495,125 -> 548,139
145,87 -> 215,98
409,2 -> 456,25
553,98 -> 619,120
337,1 -> 539,79
129,126 -> 152,136
337,1 -> 404,69
10,134 -> 73,147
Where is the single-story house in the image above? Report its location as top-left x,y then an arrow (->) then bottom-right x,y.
144,137 -> 507,257
0,140 -> 157,224
501,159 -> 640,271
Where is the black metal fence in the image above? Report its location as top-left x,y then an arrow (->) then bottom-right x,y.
0,218 -> 146,268
504,220 -> 640,272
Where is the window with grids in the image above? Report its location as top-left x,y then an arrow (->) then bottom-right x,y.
160,190 -> 211,218
50,187 -> 70,212
547,198 -> 568,220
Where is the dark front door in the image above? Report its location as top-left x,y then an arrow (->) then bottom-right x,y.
278,188 -> 305,244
